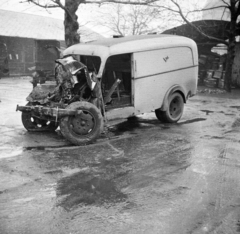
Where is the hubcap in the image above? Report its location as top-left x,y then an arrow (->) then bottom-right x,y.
26,114 -> 52,129
169,97 -> 181,118
70,111 -> 95,135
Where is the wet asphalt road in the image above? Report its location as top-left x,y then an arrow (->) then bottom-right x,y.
1,77 -> 240,234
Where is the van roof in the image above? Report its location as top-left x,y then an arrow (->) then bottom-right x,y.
86,34 -> 173,47
63,34 -> 196,58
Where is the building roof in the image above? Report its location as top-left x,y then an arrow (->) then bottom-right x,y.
0,9 -> 104,42
161,20 -> 238,55
162,20 -> 231,45
202,0 -> 230,21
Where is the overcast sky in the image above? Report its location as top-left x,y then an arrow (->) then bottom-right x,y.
0,0 -> 209,36
0,0 -> 64,19
0,0 -> 113,35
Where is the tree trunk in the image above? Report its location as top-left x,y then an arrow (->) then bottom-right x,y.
224,1 -> 238,92
224,40 -> 235,92
64,0 -> 81,47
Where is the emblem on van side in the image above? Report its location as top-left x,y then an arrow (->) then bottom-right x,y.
163,56 -> 169,62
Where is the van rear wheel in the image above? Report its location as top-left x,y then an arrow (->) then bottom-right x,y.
155,92 -> 184,123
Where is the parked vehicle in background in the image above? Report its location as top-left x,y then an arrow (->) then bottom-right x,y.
16,34 -> 198,145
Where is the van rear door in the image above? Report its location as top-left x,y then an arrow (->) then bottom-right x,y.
133,47 -> 195,114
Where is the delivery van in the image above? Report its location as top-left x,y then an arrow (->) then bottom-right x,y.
17,34 -> 198,145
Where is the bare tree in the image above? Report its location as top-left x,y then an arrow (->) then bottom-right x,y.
95,0 -> 239,92
91,3 -> 165,36
23,0 -> 199,43
116,0 -> 239,92
22,0 -> 86,47
23,0 -> 239,91
161,0 -> 239,92
102,0 -> 238,92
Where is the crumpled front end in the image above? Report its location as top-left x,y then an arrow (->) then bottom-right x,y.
18,56 -> 104,119
25,56 -> 100,105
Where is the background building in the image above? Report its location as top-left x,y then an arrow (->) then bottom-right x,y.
0,9 -> 104,77
162,0 -> 240,87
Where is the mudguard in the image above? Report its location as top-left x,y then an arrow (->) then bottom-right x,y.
160,85 -> 186,112
26,83 -> 57,104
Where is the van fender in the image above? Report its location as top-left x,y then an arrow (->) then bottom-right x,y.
160,85 -> 186,111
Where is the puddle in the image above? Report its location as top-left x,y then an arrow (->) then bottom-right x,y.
202,135 -> 224,139
237,220 -> 240,232
210,136 -> 224,139
178,118 -> 206,125
232,118 -> 240,128
200,110 -> 214,115
0,146 -> 23,159
109,117 -> 167,137
25,146 -> 46,151
24,145 -> 76,151
57,172 -> 127,210
44,169 -> 63,175
108,121 -> 145,137
230,106 -> 240,109
161,125 -> 171,129
201,135 -> 226,141
13,197 -> 35,203
113,120 -> 144,132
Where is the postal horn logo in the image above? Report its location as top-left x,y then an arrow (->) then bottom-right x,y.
163,56 -> 169,62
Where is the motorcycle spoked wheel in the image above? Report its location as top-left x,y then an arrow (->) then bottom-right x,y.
60,101 -> 103,145
21,103 -> 58,132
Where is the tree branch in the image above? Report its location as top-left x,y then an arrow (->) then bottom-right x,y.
23,0 -> 77,21
222,0 -> 231,7
21,0 -> 59,8
83,0 -> 159,5
170,0 -> 229,45
188,5 -> 229,14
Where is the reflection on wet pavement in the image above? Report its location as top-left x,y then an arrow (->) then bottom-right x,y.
108,117 -> 171,138
51,122 -> 193,216
178,118 -> 206,125
57,173 -> 127,210
2,86 -> 240,233
0,146 -> 23,159
230,106 -> 240,109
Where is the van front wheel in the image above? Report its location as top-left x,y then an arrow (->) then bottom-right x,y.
155,92 -> 184,123
60,101 -> 103,145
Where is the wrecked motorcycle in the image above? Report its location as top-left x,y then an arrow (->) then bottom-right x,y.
16,56 -> 104,145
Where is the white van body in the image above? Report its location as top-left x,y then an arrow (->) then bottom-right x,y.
63,34 -> 198,121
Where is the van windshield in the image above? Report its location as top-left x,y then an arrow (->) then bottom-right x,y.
79,55 -> 101,73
